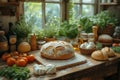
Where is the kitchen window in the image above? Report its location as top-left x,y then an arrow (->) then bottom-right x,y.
23,0 -> 98,29
73,0 -> 97,18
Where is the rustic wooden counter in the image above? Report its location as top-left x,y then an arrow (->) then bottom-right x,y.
0,50 -> 120,80
27,52 -> 120,80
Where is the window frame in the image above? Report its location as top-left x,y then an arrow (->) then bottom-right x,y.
73,0 -> 98,16
23,0 -> 99,28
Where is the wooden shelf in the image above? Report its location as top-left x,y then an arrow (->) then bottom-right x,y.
100,3 -> 118,6
0,2 -> 19,6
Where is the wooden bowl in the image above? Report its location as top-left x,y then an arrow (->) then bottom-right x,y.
79,48 -> 96,55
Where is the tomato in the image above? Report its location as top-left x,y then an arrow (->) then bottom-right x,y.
19,57 -> 28,63
119,43 -> 120,46
27,54 -> 35,63
112,43 -> 119,47
12,51 -> 19,56
13,55 -> 20,60
22,53 -> 28,57
2,53 -> 11,61
16,58 -> 27,67
6,57 -> 16,66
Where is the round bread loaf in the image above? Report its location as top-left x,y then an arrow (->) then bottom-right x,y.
40,41 -> 75,60
98,34 -> 113,43
101,47 -> 115,57
91,50 -> 108,61
98,34 -> 113,46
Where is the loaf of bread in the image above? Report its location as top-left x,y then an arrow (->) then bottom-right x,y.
91,50 -> 108,61
98,34 -> 113,43
101,47 -> 115,57
91,47 -> 115,61
40,41 -> 75,60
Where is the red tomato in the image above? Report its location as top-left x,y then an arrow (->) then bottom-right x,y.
7,57 -> 16,66
13,51 -> 19,56
27,54 -> 35,63
2,53 -> 11,61
16,58 -> 27,67
112,43 -> 119,47
119,43 -> 120,46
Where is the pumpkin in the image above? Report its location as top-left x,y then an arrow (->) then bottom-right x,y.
18,42 -> 31,53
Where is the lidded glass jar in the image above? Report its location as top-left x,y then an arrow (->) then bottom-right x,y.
88,33 -> 94,42
80,32 -> 88,42
0,31 -> 8,56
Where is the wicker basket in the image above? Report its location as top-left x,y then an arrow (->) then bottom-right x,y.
79,48 -> 96,55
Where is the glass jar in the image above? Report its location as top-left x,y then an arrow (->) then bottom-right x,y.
80,32 -> 88,42
0,31 -> 8,56
88,33 -> 94,42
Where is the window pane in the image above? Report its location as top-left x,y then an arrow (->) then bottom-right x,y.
45,3 -> 60,23
82,5 -> 94,16
45,0 -> 60,2
73,4 -> 80,18
82,0 -> 95,3
73,0 -> 80,3
24,2 -> 42,29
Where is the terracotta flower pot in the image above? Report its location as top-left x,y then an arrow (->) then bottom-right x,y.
98,25 -> 115,36
44,37 -> 56,42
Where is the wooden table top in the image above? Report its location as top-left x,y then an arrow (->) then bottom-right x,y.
0,50 -> 120,80
27,51 -> 120,80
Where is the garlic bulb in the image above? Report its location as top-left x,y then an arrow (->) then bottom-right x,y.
33,64 -> 46,75
80,42 -> 88,49
86,42 -> 96,49
33,64 -> 56,75
46,64 -> 56,74
80,42 -> 96,49
86,44 -> 94,49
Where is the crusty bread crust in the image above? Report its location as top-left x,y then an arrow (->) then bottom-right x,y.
41,52 -> 75,60
40,41 -> 75,60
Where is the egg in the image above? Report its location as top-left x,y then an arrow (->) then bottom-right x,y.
88,42 -> 96,48
80,42 -> 88,49
86,44 -> 94,49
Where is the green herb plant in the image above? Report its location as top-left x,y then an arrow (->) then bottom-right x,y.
111,46 -> 120,53
78,16 -> 94,33
93,10 -> 118,30
59,21 -> 78,39
13,16 -> 33,40
0,65 -> 30,80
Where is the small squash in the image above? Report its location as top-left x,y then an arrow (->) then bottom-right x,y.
18,42 -> 31,53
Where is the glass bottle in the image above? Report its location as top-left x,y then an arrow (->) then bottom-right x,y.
30,34 -> 37,51
0,31 -> 8,56
7,22 -> 17,52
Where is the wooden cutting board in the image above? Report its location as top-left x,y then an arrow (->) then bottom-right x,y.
29,50 -> 87,70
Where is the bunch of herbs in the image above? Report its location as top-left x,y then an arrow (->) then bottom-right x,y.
0,65 -> 30,80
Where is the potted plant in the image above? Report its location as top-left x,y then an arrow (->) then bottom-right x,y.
93,10 -> 118,36
58,21 -> 78,39
78,16 -> 94,33
38,17 -> 60,42
13,16 -> 33,42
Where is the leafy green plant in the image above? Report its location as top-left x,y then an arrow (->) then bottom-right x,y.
33,29 -> 45,40
0,65 -> 30,80
111,46 -> 120,53
13,16 -> 33,40
93,10 -> 118,30
58,21 -> 78,39
43,17 -> 60,38
68,0 -> 75,23
34,16 -> 60,40
78,16 -> 94,33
